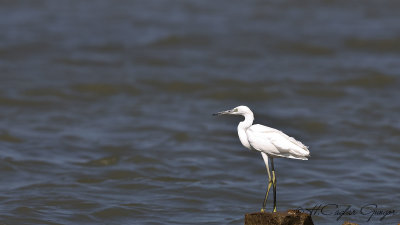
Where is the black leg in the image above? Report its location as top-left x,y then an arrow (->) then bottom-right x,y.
271,157 -> 277,212
261,153 -> 272,212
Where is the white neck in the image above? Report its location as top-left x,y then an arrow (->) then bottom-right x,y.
237,112 -> 254,150
239,112 -> 254,130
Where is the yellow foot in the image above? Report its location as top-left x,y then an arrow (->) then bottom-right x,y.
260,208 -> 265,212
273,207 -> 277,212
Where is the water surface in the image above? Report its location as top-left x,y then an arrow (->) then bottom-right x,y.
1,1 -> 400,224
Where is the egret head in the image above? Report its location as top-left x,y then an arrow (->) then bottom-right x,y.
213,105 -> 253,116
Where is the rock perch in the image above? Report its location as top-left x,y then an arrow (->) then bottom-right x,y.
245,210 -> 314,225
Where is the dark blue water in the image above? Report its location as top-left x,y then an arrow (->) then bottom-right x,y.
0,1 -> 400,224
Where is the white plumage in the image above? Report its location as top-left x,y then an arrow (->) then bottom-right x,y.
213,105 -> 310,212
246,124 -> 309,160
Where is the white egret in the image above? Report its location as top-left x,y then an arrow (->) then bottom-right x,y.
213,105 -> 310,212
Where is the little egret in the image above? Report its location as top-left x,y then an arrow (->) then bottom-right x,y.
213,105 -> 310,212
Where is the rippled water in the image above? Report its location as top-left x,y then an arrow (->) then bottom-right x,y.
1,1 -> 400,224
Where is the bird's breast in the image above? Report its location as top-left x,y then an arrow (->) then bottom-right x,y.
238,127 -> 252,150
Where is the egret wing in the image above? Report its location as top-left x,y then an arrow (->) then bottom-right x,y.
246,124 -> 309,160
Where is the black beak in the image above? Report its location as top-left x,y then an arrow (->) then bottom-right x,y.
212,110 -> 231,116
